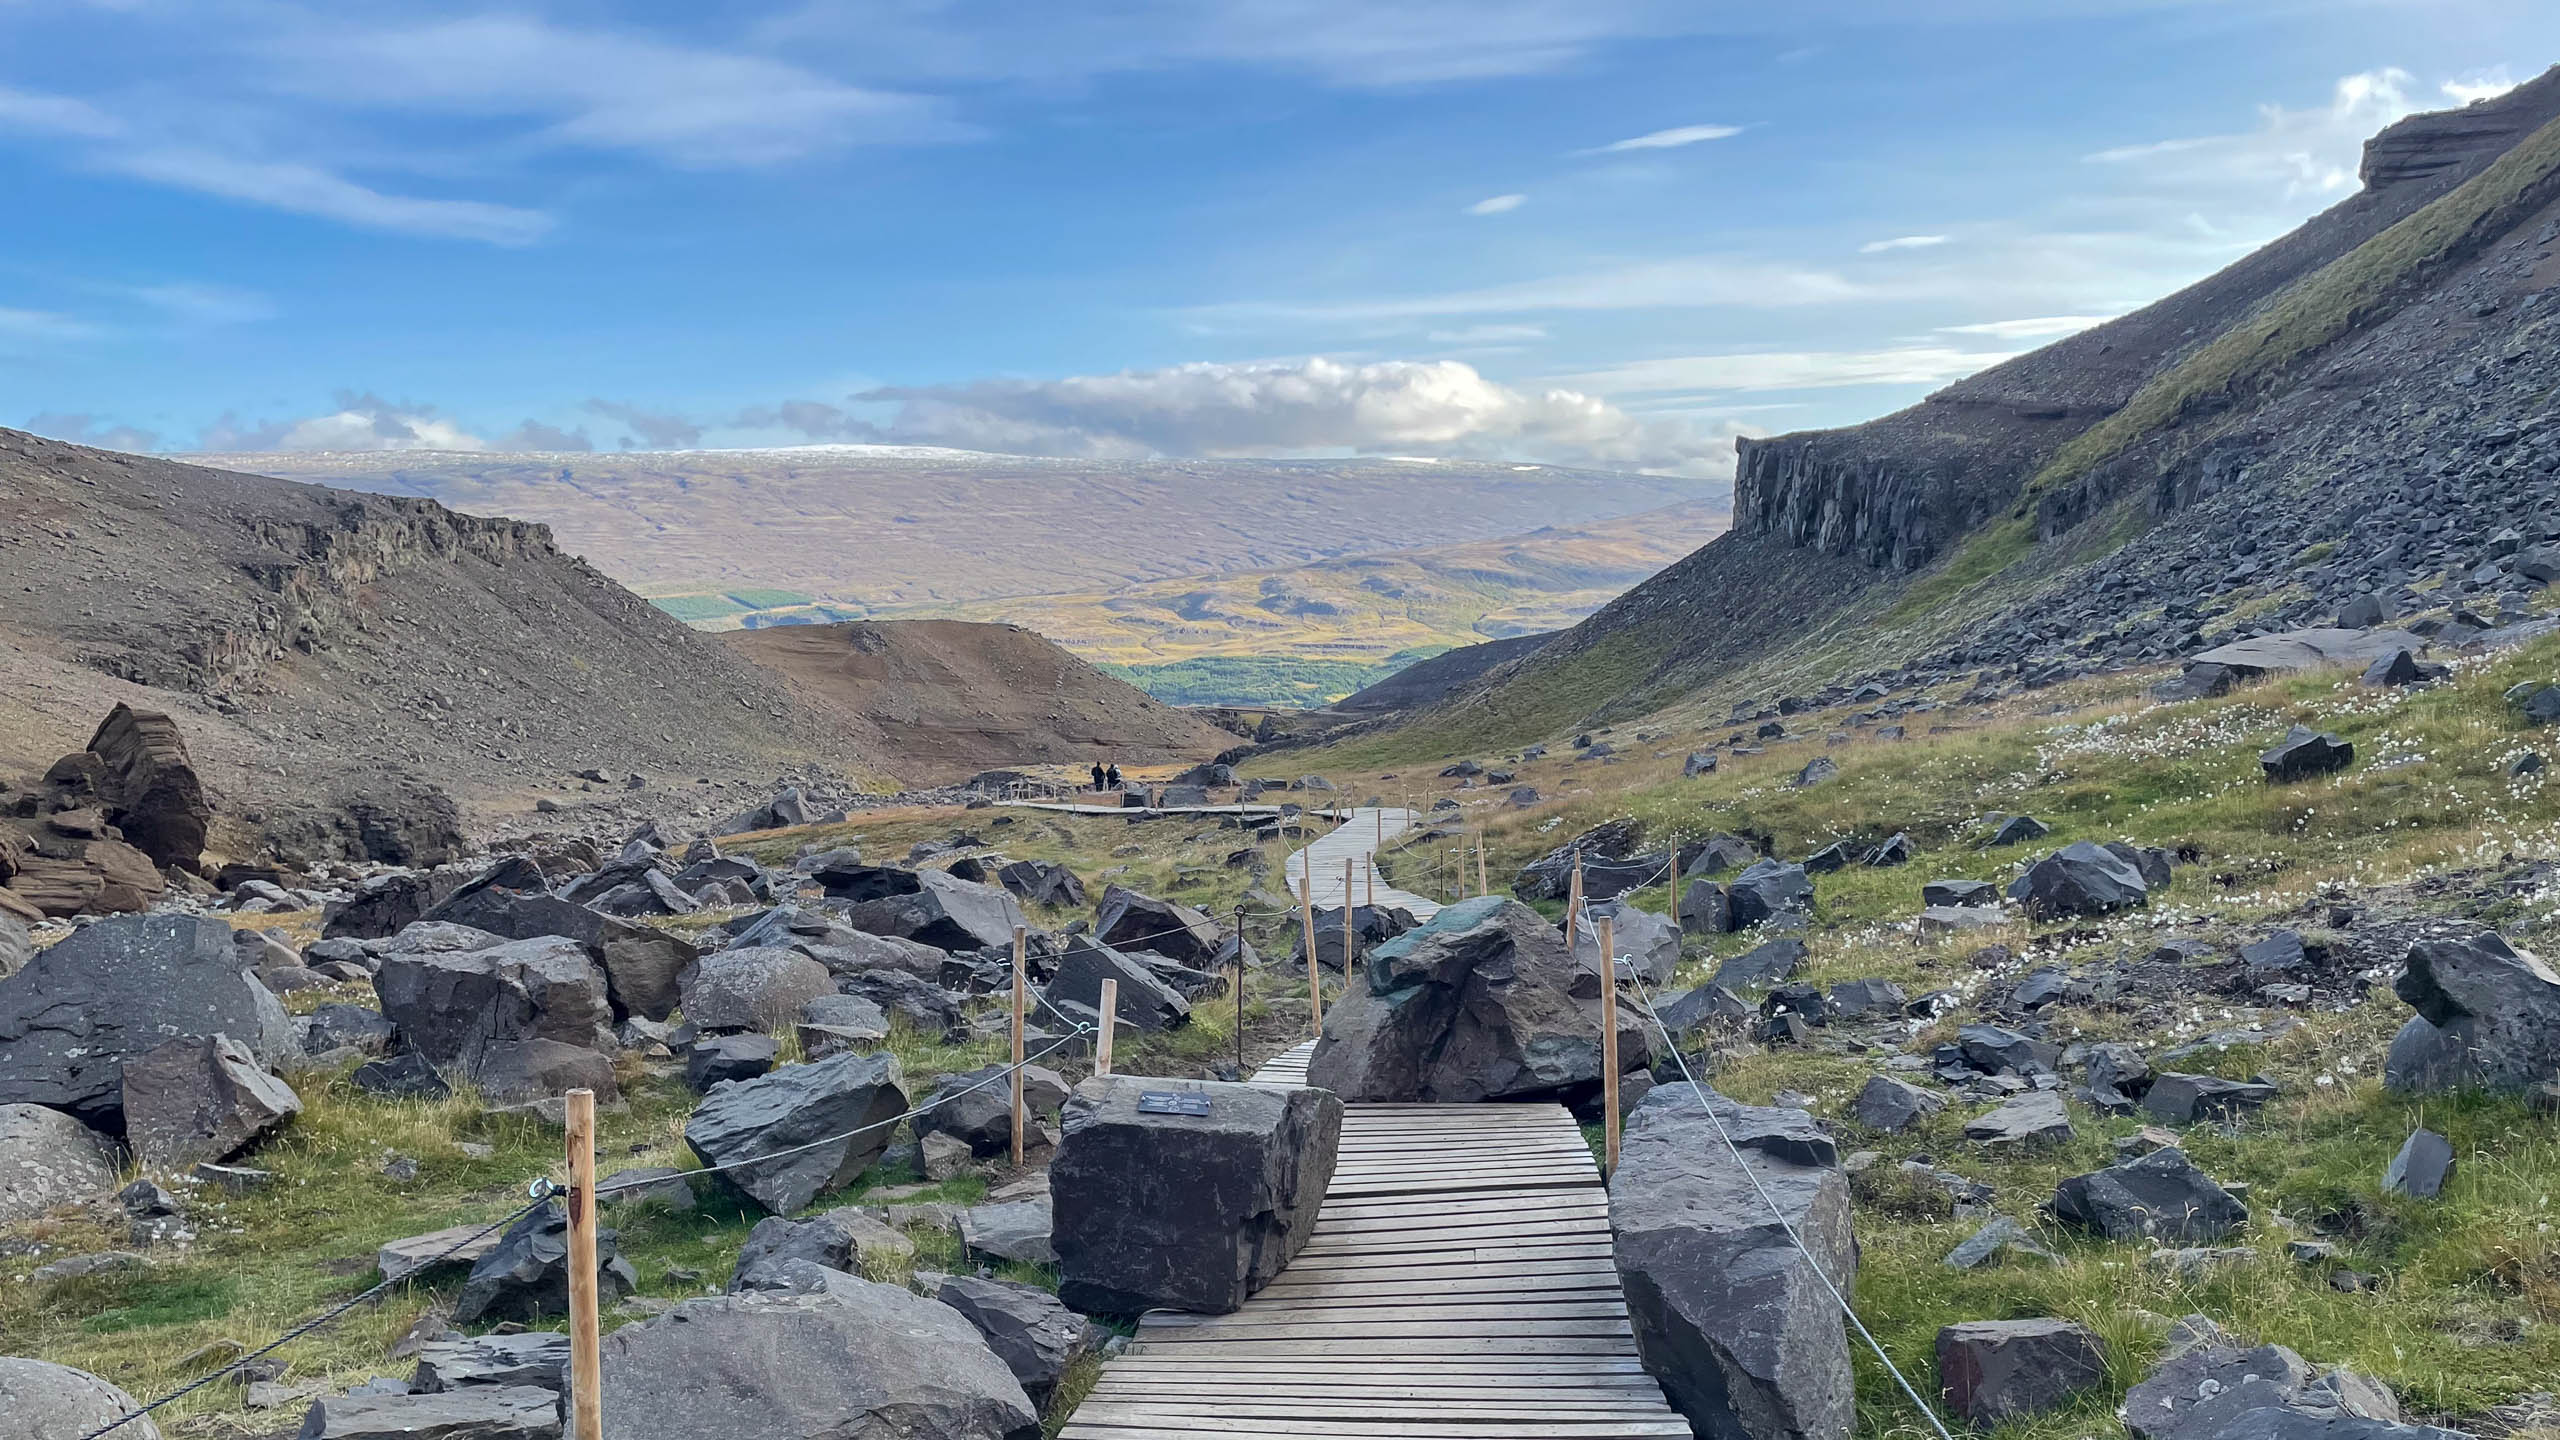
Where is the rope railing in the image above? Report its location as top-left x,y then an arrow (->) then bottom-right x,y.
1615,968 -> 1959,1440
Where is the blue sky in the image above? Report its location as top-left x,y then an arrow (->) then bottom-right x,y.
5,0 -> 2557,477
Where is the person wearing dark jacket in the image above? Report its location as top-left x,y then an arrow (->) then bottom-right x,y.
1091,761 -> 1106,791
1106,762 -> 1122,789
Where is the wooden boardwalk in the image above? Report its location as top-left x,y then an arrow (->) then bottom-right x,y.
1287,805 -> 1443,922
1059,1042 -> 1683,1439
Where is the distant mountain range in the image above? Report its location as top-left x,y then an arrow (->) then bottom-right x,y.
195,447 -> 1724,705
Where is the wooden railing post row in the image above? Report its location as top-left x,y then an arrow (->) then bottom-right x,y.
1096,976 -> 1118,1078
1299,849 -> 1322,1036
1010,924 -> 1028,1167
1599,915 -> 1621,1176
563,1088 -> 604,1440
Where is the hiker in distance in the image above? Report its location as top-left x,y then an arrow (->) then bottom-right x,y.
1106,762 -> 1123,789
1091,760 -> 1106,792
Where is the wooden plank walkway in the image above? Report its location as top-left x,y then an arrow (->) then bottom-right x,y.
1288,806 -> 1442,921
1059,1042 -> 1683,1440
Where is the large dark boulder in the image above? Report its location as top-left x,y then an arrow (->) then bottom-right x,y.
0,1358 -> 162,1439
917,1064 -> 1072,1156
410,1332 -> 571,1394
2122,1330 -> 2418,1440
730,905 -> 947,981
2007,842 -> 2148,919
1610,1084 -> 1856,1440
323,870 -> 467,941
2382,931 -> 2560,1094
1936,1318 -> 2108,1424
996,859 -> 1086,907
935,1274 -> 1098,1408
1044,937 -> 1189,1033
2053,1147 -> 2246,1243
1052,1074 -> 1341,1316
841,869 -> 1026,954
0,1102 -> 123,1222
373,936 -> 614,1085
295,1387 -> 562,1440
1093,886 -> 1221,967
684,1051 -> 910,1214
1299,904 -> 1417,973
1710,938 -> 1808,993
677,948 -> 833,1033
1727,860 -> 1813,928
121,1034 -> 302,1168
595,1277 -> 1038,1440
0,914 -> 291,1129
1304,896 -> 1646,1104
2261,726 -> 2353,782
1576,899 -> 1680,986
452,1199 -> 635,1325
837,968 -> 968,1041
1513,818 -> 1645,900
422,877 -> 697,1022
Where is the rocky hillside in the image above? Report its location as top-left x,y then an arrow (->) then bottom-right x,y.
1367,69 -> 2560,754
723,620 -> 1232,783
0,428 -> 864,864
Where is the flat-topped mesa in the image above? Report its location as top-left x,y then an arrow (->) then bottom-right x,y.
1732,65 -> 2560,575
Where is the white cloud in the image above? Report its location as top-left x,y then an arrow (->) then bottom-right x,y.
2084,67 -> 2422,199
1938,314 -> 2115,339
0,82 -> 553,244
851,356 -> 1734,475
196,393 -> 488,453
1859,234 -> 1948,253
1199,256 -> 1874,326
1428,323 -> 1549,343
1467,193 -> 1526,215
122,282 -> 274,326
0,306 -> 103,342
268,15 -> 965,169
2442,69 -> 2517,107
1584,123 -> 1742,153
585,399 -> 705,449
1557,345 -> 2021,394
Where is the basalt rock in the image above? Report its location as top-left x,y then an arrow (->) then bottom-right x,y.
120,1034 -> 302,1168
1306,896 -> 1646,1104
1052,1075 -> 1341,1316
1610,1084 -> 1856,1440
2383,931 -> 2560,1095
0,914 -> 292,1129
683,1051 -> 909,1214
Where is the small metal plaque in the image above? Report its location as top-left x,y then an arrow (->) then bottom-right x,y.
1137,1091 -> 1212,1117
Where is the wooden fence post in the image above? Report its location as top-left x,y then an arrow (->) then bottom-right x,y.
1476,840 -> 1488,898
1300,850 -> 1322,1036
1233,905 -> 1249,1076
1565,850 -> 1584,938
1599,915 -> 1621,1176
1010,924 -> 1028,1167
563,1089 -> 604,1440
1096,977 -> 1118,1078
1341,858 -> 1357,970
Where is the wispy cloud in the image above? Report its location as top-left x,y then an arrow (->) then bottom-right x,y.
2084,67 -> 2422,198
1859,234 -> 1948,253
1556,345 -> 2020,394
585,399 -> 705,449
1198,256 -> 1873,326
122,282 -> 276,326
849,356 -> 1735,475
1938,314 -> 2114,340
0,306 -> 104,343
0,82 -> 553,244
1583,123 -> 1742,153
2442,68 -> 2517,107
1466,193 -> 1526,215
196,392 -> 487,452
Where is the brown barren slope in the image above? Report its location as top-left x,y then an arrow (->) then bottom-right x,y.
723,620 -> 1233,784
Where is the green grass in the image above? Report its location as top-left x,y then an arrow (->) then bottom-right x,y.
1099,654 -> 1423,707
724,587 -> 816,609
